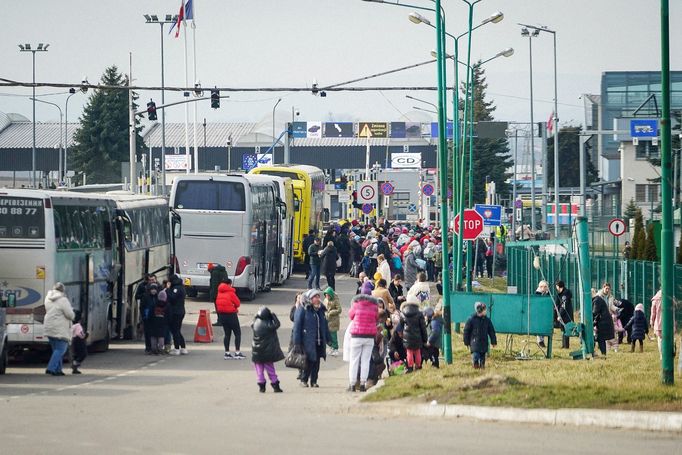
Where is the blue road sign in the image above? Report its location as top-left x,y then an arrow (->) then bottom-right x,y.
292,122 -> 308,138
430,122 -> 454,138
242,153 -> 257,171
630,119 -> 658,138
380,182 -> 395,195
408,203 -> 417,213
474,204 -> 502,226
514,199 -> 523,209
422,183 -> 434,197
362,203 -> 373,215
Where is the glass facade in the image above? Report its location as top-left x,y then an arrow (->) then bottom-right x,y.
600,71 -> 682,155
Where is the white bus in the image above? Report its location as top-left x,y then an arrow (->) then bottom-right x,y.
0,189 -> 171,352
245,174 -> 294,286
170,174 -> 279,300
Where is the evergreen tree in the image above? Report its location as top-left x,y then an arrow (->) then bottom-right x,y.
545,126 -> 598,188
70,65 -> 145,184
644,223 -> 658,261
459,63 -> 513,204
623,198 -> 639,221
631,208 -> 646,260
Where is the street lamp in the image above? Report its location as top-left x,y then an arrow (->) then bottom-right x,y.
30,97 -> 62,185
19,42 -> 49,188
64,87 -> 77,184
144,13 -> 177,195
521,27 -> 539,235
520,23 -> 560,238
272,98 -> 282,148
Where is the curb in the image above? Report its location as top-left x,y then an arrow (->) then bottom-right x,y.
350,401 -> 682,433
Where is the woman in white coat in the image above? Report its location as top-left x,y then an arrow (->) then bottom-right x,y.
44,282 -> 75,376
377,254 -> 391,284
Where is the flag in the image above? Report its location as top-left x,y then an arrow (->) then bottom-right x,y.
169,1 -> 184,38
169,0 -> 194,37
547,111 -> 554,136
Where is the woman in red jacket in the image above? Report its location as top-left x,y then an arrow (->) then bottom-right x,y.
348,294 -> 379,392
215,279 -> 244,359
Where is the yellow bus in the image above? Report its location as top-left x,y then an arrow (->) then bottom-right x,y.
249,165 -> 325,264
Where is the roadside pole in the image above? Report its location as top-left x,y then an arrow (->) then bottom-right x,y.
576,216 -> 594,356
435,0 -> 452,364
659,0 -> 674,385
128,53 -> 136,193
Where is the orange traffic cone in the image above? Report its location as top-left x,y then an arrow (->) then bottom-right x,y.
194,309 -> 214,343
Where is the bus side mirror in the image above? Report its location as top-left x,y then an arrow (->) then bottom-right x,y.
170,210 -> 182,239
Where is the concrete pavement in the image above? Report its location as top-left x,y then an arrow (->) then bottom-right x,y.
1,274 -> 680,454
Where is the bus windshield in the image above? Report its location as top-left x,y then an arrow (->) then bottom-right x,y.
174,180 -> 246,211
0,196 -> 45,239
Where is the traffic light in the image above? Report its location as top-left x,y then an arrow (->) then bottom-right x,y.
146,100 -> 157,121
211,88 -> 220,109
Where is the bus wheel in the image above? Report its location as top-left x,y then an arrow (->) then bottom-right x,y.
92,321 -> 111,353
0,342 -> 7,374
186,287 -> 198,298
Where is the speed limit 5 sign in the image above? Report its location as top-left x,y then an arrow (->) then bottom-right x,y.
358,181 -> 378,204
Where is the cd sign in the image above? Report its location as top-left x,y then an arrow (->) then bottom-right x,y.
391,153 -> 421,169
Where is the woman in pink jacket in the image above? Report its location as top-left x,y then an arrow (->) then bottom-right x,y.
650,290 -> 663,359
347,294 -> 379,392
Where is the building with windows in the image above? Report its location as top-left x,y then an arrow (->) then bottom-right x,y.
583,71 -> 682,220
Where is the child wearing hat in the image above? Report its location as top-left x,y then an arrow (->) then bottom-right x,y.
624,303 -> 649,353
324,287 -> 342,356
463,301 -> 497,369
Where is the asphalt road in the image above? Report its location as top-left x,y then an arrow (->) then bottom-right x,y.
0,274 -> 679,454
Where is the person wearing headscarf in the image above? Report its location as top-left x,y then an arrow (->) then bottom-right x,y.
293,289 -> 330,388
44,282 -> 75,376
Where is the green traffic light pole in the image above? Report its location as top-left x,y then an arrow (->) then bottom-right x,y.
659,0 -> 674,385
361,0 -> 453,363
454,0 -> 481,294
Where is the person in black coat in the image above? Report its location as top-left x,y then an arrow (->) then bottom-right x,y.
336,230 -> 351,273
388,324 -> 407,364
251,306 -> 284,393
592,294 -> 614,356
320,241 -> 339,290
624,303 -> 648,353
554,281 -> 573,349
400,297 -> 427,372
302,230 -> 316,279
293,290 -> 330,388
463,302 -> 497,369
166,274 -> 187,355
614,298 -> 635,344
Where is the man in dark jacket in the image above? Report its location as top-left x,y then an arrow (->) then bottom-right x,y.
208,263 -> 229,326
555,281 -> 573,349
592,294 -> 614,356
320,241 -> 338,290
336,230 -> 351,273
167,274 -> 188,355
307,238 -> 322,290
302,230 -> 316,279
463,302 -> 497,369
388,324 -> 407,364
251,306 -> 284,392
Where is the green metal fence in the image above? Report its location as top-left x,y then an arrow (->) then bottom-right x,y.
507,247 -> 682,323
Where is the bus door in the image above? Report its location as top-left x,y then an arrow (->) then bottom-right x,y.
293,190 -> 303,260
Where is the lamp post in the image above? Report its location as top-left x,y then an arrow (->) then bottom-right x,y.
144,14 -> 177,195
272,98 -> 282,152
30,97 -> 62,185
522,27 -> 540,235
507,127 -> 520,240
519,23 -> 560,238
659,0 -> 674,385
19,43 -> 49,188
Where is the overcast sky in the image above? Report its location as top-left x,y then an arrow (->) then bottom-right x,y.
2,0 -> 681,133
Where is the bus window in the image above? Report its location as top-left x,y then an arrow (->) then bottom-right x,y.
174,180 -> 246,211
294,196 -> 301,212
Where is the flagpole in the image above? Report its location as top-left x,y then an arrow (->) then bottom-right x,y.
192,14 -> 199,175
183,20 -> 190,174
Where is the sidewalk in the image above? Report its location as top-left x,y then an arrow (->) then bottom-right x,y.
349,393 -> 682,433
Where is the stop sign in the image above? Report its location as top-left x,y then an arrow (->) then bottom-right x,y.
453,209 -> 484,240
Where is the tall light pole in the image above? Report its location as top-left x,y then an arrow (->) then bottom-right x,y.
30,98 -> 62,185
520,23 -> 560,238
144,14 -> 177,194
522,27 -> 539,234
272,97 -> 282,151
659,0 -> 674,385
19,43 -> 49,188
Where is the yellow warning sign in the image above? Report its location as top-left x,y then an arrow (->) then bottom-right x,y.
358,122 -> 388,138
36,266 -> 46,280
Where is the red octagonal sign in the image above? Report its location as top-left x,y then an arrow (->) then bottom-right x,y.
453,209 -> 484,240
